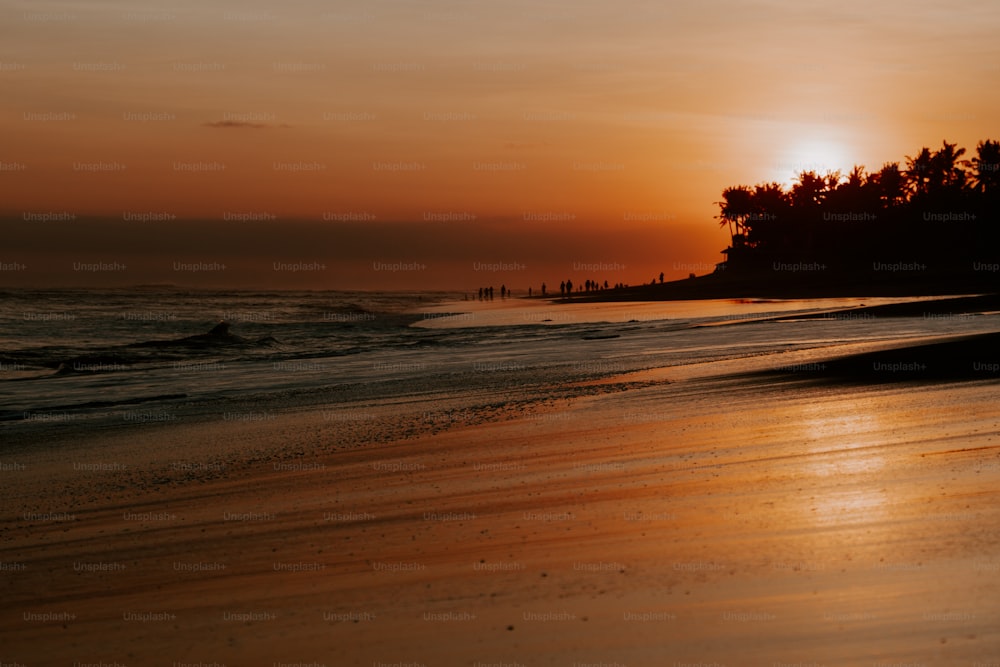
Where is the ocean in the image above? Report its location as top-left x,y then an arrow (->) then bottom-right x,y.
1,288 -> 996,440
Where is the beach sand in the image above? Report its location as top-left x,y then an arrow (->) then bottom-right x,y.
2,331 -> 1000,666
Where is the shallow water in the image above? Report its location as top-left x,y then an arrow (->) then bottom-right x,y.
1,288 -> 997,432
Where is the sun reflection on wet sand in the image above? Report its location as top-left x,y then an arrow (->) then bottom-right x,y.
793,400 -> 892,526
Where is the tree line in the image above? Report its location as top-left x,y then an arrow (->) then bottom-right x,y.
716,139 -> 1000,275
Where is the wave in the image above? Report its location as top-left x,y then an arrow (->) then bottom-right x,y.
128,321 -> 280,350
2,321 -> 284,377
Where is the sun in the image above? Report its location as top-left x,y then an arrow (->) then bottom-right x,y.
772,135 -> 854,186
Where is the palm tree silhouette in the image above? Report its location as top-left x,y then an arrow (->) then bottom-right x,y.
931,140 -> 968,191
971,140 -> 1000,194
871,162 -> 906,208
717,186 -> 753,245
905,146 -> 934,198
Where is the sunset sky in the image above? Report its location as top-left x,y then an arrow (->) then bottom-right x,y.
2,0 -> 999,289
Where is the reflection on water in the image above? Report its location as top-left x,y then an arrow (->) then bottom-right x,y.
416,296 -> 918,329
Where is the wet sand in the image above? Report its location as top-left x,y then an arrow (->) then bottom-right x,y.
2,340 -> 1000,666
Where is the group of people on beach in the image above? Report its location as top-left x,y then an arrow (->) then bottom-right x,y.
476,285 -> 511,300
473,277 -> 641,300
555,278 -> 633,295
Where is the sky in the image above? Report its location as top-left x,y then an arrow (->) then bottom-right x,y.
2,0 -> 999,289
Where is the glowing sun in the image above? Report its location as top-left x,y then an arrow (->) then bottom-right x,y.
773,136 -> 855,186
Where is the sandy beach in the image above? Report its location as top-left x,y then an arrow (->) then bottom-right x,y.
2,298 -> 999,667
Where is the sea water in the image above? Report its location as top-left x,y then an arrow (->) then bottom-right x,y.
1,287 -> 995,434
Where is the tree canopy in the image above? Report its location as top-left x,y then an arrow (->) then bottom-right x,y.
715,139 -> 1000,277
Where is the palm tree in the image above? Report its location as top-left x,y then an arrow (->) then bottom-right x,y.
971,139 -> 1000,195
824,170 -> 843,201
745,182 -> 788,248
930,140 -> 968,191
907,141 -> 968,197
905,146 -> 934,197
845,165 -> 865,190
790,170 -> 827,209
826,166 -> 864,212
717,186 -> 754,245
871,162 -> 907,208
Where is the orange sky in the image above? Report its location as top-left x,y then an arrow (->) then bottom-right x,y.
2,0 -> 999,289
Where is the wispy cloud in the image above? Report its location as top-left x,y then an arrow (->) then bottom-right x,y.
203,120 -> 289,129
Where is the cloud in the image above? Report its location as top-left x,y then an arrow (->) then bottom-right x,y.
203,121 -> 291,129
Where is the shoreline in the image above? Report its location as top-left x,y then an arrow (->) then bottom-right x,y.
547,270 -> 998,302
692,292 -> 1000,326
